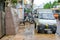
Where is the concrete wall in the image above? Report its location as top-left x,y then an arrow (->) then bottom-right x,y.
5,7 -> 18,35
11,7 -> 19,34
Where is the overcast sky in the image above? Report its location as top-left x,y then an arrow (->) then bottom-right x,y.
34,0 -> 57,8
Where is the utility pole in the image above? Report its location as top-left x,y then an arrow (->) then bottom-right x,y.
31,0 -> 34,14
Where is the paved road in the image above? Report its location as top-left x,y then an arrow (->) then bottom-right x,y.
18,22 -> 34,36
1,22 -> 60,40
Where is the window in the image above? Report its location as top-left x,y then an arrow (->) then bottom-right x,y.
39,13 -> 55,20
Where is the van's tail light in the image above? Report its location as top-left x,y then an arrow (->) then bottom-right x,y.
54,13 -> 59,19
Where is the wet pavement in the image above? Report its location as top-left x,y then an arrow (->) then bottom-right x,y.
1,22 -> 60,40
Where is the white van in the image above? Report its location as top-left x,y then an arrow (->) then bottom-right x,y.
34,13 -> 57,34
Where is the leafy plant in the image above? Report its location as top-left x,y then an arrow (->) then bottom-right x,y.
24,8 -> 31,13
11,0 -> 17,4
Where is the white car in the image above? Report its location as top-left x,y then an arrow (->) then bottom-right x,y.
34,13 -> 57,34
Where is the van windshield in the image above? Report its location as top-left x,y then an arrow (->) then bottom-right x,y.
39,13 -> 55,20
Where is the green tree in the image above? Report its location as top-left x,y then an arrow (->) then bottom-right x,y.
44,2 -> 52,9
52,1 -> 58,7
44,1 -> 58,9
